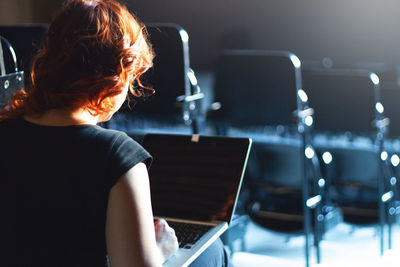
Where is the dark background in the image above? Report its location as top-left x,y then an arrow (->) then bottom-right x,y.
126,0 -> 400,80
2,0 -> 400,83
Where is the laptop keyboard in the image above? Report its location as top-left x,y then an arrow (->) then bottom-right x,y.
167,221 -> 213,249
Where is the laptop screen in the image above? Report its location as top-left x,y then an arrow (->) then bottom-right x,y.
142,134 -> 251,223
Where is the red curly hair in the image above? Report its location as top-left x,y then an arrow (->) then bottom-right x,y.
0,0 -> 154,120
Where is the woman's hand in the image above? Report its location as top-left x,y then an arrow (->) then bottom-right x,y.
154,219 -> 179,262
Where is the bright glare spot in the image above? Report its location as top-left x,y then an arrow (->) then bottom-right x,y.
375,102 -> 384,114
306,195 -> 321,208
211,102 -> 221,110
322,151 -> 333,164
370,73 -> 380,85
290,54 -> 301,68
179,29 -> 189,43
381,151 -> 388,161
391,154 -> 400,167
305,146 -> 315,159
305,116 -> 313,126
390,177 -> 397,186
381,191 -> 393,203
298,89 -> 308,102
318,178 -> 325,188
187,70 -> 198,85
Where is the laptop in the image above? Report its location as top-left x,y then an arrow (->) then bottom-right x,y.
141,133 -> 252,267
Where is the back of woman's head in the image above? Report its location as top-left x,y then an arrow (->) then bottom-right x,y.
1,0 -> 154,119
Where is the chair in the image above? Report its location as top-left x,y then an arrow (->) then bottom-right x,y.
0,24 -> 48,111
380,86 -> 400,223
210,49 -> 333,266
0,24 -> 48,74
0,36 -> 24,110
302,68 -> 394,255
109,23 -> 203,139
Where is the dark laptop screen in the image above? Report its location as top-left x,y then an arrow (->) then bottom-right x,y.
142,134 -> 251,223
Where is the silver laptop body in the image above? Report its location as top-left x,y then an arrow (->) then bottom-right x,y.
142,134 -> 252,267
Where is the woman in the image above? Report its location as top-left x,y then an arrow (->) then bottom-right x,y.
0,0 -> 230,266
0,0 -> 178,266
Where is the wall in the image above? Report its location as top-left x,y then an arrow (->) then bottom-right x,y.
2,0 -> 400,77
0,0 -> 63,24
128,0 -> 400,76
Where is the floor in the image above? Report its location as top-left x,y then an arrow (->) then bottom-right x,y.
229,220 -> 400,267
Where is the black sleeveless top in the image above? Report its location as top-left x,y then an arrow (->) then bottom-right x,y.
0,118 -> 152,267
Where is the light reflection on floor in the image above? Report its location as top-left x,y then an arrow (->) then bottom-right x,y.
231,220 -> 400,267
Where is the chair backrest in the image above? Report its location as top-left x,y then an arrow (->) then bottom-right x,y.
0,24 -> 48,73
213,50 -> 303,128
123,23 -> 191,117
0,36 -> 24,110
302,68 -> 381,136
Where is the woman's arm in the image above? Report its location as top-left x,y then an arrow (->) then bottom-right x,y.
106,162 -> 177,267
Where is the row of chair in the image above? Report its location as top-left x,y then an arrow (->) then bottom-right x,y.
108,26 -> 400,265
208,51 -> 398,265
